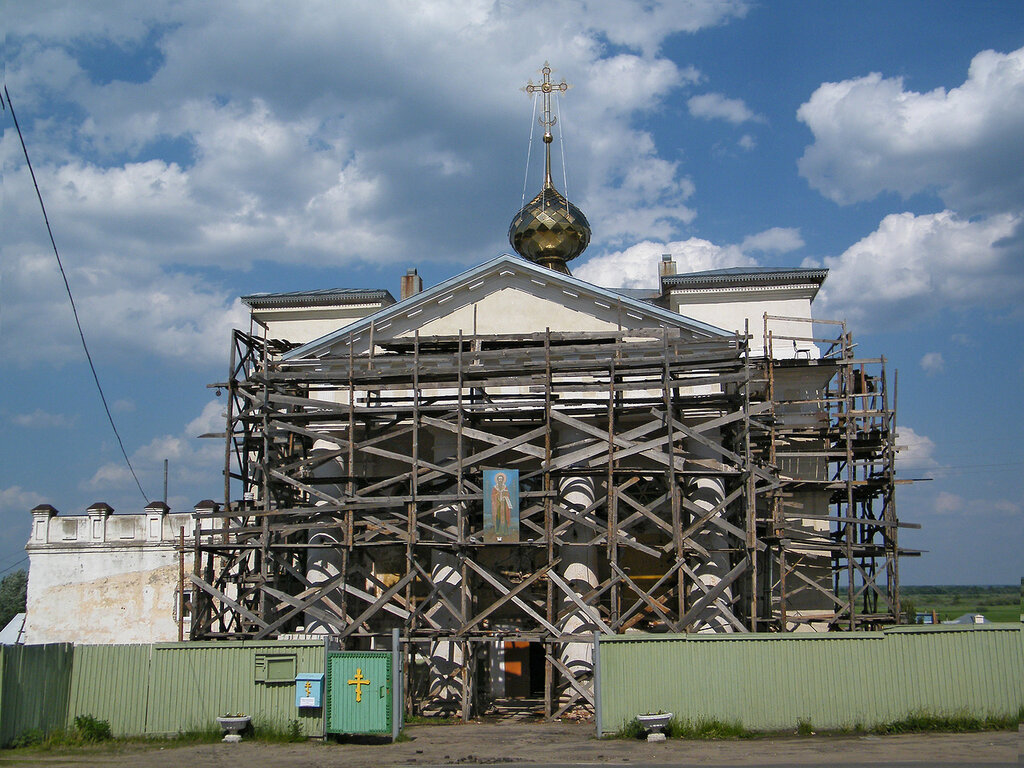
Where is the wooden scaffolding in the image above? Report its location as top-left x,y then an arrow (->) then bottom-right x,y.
191,320 -> 907,717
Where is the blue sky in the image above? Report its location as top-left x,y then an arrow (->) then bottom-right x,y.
2,1 -> 1022,585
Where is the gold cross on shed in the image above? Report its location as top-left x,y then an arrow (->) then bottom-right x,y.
347,667 -> 370,703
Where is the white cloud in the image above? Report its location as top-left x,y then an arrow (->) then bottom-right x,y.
895,426 -> 937,472
575,232 -> 768,289
87,400 -> 224,498
688,93 -> 763,124
932,490 -> 1021,518
2,2 -> 753,367
1,251 -> 248,368
576,226 -> 804,288
5,2 -> 741,274
815,210 -> 1024,328
0,486 -> 47,515
919,352 -> 944,375
739,227 -> 803,253
10,409 -> 77,428
798,46 -> 1024,214
738,134 -> 756,151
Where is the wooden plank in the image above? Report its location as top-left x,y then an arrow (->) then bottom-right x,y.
463,558 -> 560,635
547,570 -> 614,634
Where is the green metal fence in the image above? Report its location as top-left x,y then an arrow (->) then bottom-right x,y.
67,644 -> 152,735
597,624 -> 1024,734
145,641 -> 325,736
0,644 -> 74,746
2,640 -> 326,744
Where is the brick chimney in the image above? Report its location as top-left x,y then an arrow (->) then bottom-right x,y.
659,253 -> 676,278
401,268 -> 423,300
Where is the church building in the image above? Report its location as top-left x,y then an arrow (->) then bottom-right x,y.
23,65 -> 902,721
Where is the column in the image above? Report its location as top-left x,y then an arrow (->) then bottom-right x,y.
686,430 -> 734,633
557,474 -> 599,701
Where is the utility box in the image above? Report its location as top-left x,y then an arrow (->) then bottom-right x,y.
295,672 -> 324,708
326,652 -> 392,735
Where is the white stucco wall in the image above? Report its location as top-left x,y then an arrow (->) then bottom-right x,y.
670,290 -> 820,359
254,303 -> 390,345
412,287 -> 620,337
24,509 -> 194,644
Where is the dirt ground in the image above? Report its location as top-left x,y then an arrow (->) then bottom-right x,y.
1,722 -> 1019,767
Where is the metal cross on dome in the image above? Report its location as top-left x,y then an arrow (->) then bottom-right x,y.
524,62 -> 570,141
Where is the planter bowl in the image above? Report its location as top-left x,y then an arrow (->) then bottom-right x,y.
637,712 -> 672,742
216,715 -> 251,743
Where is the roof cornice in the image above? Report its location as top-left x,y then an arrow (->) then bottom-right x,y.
242,288 -> 395,309
662,267 -> 828,289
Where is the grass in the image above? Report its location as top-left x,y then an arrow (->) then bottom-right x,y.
608,707 -> 1022,741
404,714 -> 461,726
612,716 -> 750,740
869,710 -> 1020,734
3,716 -> 307,753
902,584 -> 1021,623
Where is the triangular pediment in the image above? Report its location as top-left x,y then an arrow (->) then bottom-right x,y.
284,255 -> 729,361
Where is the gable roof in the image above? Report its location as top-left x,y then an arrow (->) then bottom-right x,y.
283,254 -> 730,361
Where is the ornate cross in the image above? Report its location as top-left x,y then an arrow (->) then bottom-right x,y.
347,667 -> 370,702
524,62 -> 569,142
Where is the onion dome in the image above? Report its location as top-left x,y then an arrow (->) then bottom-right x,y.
508,180 -> 591,274
510,63 -> 591,274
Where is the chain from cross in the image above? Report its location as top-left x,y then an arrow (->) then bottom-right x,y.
347,667 -> 370,703
524,62 -> 569,138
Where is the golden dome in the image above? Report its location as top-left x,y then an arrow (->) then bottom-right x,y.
509,181 -> 591,274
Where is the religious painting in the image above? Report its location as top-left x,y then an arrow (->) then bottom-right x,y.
483,469 -> 519,543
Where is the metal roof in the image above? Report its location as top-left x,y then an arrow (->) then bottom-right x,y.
663,266 -> 828,287
241,287 -> 395,309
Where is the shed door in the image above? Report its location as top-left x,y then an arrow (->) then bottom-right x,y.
326,652 -> 392,734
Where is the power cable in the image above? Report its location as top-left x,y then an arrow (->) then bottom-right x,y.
2,85 -> 149,503
0,557 -> 29,579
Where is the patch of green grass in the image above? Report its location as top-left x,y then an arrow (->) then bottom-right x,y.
5,715 -> 115,751
250,718 -> 305,743
73,715 -> 112,743
667,717 -> 749,740
795,718 -> 814,736
610,717 -> 645,740
901,584 -> 1020,623
404,714 -> 460,726
167,724 -> 223,743
871,710 -> 1018,734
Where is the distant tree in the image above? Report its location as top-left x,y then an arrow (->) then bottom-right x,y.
0,570 -> 28,629
902,598 -> 917,625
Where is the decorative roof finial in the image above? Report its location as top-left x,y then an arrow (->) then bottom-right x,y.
525,62 -> 569,186
509,63 -> 591,275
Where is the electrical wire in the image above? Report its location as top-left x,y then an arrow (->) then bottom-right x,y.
555,92 -> 569,202
521,92 -> 538,208
0,557 -> 29,579
2,85 -> 149,503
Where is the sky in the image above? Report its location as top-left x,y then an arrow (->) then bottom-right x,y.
2,0 -> 1022,586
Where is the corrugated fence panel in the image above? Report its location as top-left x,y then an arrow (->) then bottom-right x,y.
144,641 -> 324,737
599,624 -> 1023,733
67,644 -> 152,735
0,643 -> 74,746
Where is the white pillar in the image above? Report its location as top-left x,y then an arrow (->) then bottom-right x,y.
304,439 -> 346,634
557,475 -> 599,699
427,503 -> 464,710
686,430 -> 734,633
